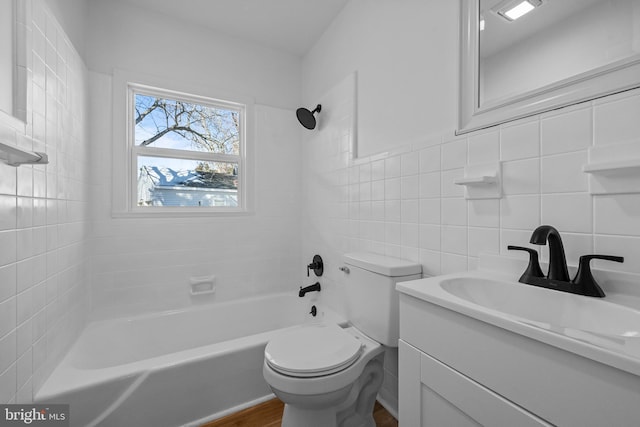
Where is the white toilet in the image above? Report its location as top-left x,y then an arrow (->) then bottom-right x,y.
263,252 -> 422,427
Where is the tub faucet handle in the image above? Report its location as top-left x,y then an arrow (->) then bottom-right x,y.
307,255 -> 324,277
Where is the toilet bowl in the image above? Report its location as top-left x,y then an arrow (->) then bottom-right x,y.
262,252 -> 422,427
263,324 -> 385,427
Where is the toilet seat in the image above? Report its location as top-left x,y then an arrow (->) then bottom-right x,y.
265,323 -> 363,378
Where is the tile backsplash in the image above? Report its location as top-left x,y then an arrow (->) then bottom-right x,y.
302,85 -> 640,311
0,0 -> 90,404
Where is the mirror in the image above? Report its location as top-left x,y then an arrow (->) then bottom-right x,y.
458,0 -> 640,134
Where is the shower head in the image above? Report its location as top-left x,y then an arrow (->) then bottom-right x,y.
296,104 -> 322,130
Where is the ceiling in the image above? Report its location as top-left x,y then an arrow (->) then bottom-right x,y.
118,0 -> 349,56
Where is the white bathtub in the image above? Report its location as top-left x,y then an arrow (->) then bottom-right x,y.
35,293 -> 344,427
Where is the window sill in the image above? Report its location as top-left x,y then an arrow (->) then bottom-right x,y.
111,207 -> 254,219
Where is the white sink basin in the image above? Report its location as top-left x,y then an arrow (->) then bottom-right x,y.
396,266 -> 640,375
440,277 -> 640,338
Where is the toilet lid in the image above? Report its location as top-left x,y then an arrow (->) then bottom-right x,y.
265,324 -> 363,377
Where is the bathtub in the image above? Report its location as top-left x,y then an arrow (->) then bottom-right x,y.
35,293 -> 344,427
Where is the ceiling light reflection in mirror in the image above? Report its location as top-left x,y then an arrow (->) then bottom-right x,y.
479,0 -> 640,106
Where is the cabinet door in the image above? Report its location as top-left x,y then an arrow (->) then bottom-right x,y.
399,340 -> 553,427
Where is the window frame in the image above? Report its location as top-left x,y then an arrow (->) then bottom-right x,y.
112,70 -> 254,217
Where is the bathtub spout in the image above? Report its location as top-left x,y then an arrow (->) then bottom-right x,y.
299,282 -> 321,297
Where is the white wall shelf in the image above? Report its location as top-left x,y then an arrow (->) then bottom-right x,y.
454,175 -> 497,185
583,158 -> 640,174
584,141 -> 640,194
455,162 -> 502,199
0,140 -> 48,167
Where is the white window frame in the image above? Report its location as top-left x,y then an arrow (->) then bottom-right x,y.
112,70 -> 254,216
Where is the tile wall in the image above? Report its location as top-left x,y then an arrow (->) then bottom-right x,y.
304,86 -> 640,281
89,100 -> 303,319
0,0 -> 90,404
302,82 -> 640,415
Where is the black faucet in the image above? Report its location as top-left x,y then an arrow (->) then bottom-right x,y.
299,282 -> 321,297
509,225 -> 624,297
529,225 -> 570,282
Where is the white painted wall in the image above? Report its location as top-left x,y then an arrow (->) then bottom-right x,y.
86,0 -> 304,319
301,0 -> 640,416
0,0 -> 90,403
45,0 -> 88,58
302,0 -> 459,158
87,0 -> 301,110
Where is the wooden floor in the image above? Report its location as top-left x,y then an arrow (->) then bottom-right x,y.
201,398 -> 398,427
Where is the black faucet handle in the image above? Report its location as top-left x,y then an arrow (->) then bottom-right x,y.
307,255 -> 324,277
508,245 -> 545,283
572,254 -> 624,297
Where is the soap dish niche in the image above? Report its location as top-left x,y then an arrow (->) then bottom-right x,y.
454,161 -> 502,199
190,275 -> 216,296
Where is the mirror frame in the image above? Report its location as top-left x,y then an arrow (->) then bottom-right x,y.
457,0 -> 640,135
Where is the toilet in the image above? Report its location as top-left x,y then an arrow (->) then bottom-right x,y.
263,252 -> 422,427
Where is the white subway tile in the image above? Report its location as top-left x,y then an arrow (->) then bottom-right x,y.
385,156 -> 401,179
419,249 -> 441,276
371,159 -> 385,181
594,92 -> 640,146
385,222 -> 401,245
541,151 -> 588,194
419,172 -> 441,198
441,169 -> 465,198
385,200 -> 401,222
542,193 -> 592,234
401,152 -> 419,176
541,107 -> 592,155
441,139 -> 467,170
419,225 -> 441,251
0,331 -> 16,374
595,194 -> 640,237
419,146 -> 441,173
441,253 -> 468,274
401,175 -> 419,199
441,198 -> 467,226
0,231 -> 16,268
401,199 -> 420,224
501,195 -> 540,230
468,227 -> 500,257
0,360 -> 16,403
385,177 -> 401,200
501,119 -> 539,161
401,223 -> 420,248
371,180 -> 385,201
441,226 -> 467,255
359,163 -> 371,183
468,199 -> 499,228
468,130 -> 499,165
0,196 -> 17,231
594,235 -> 639,273
419,198 -> 441,225
502,158 -> 540,195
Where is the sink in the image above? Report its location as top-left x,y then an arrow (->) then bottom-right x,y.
440,277 -> 640,338
396,259 -> 640,374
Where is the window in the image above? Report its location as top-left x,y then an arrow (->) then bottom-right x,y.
127,83 -> 247,211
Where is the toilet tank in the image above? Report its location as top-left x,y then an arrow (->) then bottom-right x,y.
342,253 -> 421,347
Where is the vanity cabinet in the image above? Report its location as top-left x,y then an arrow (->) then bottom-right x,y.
398,293 -> 640,427
399,340 -> 551,426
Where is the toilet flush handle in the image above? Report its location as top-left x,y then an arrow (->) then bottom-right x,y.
339,266 -> 350,274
